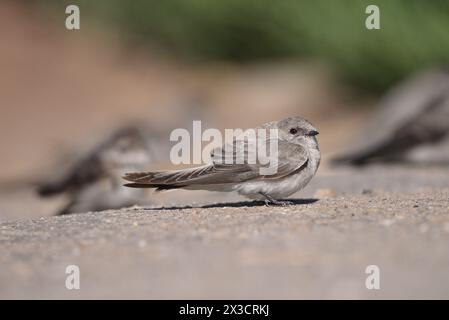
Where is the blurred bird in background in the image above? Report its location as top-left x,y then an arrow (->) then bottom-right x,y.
36,125 -> 164,215
332,69 -> 449,166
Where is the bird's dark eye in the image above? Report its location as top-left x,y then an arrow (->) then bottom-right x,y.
289,128 -> 298,135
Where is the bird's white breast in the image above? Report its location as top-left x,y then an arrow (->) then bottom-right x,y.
235,137 -> 320,199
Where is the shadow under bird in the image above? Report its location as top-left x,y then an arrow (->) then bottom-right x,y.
124,117 -> 320,205
37,126 -> 159,215
333,69 -> 449,166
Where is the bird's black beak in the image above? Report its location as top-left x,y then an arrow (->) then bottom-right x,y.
307,130 -> 319,136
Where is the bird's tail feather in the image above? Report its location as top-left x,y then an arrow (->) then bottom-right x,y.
123,165 -> 219,190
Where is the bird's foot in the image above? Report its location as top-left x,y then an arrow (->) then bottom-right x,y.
261,193 -> 294,206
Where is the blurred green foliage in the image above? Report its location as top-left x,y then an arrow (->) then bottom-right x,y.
49,0 -> 449,92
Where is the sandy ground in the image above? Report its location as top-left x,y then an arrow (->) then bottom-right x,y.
1,165 -> 448,299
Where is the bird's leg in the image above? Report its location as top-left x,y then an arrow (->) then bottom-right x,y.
259,193 -> 294,206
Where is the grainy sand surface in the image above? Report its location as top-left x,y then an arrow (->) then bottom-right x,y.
1,166 -> 448,299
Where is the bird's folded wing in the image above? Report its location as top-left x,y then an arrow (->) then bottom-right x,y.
123,139 -> 309,187
211,138 -> 308,180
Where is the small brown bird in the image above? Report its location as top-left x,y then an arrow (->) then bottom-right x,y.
123,117 -> 320,205
37,126 -> 160,214
333,69 -> 449,165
